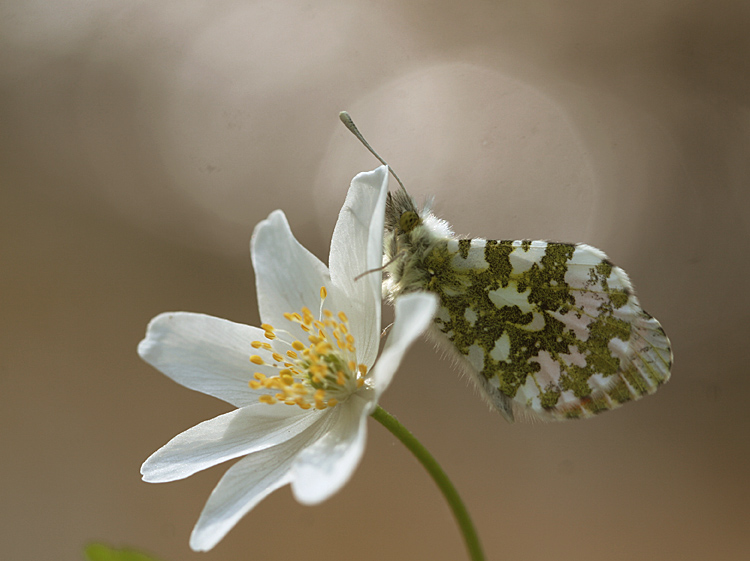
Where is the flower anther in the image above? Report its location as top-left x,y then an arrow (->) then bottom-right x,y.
249,287 -> 369,410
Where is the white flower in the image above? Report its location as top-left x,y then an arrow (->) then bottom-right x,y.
138,166 -> 437,551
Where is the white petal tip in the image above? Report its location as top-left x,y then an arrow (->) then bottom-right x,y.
291,483 -> 336,506
140,472 -> 158,483
189,525 -> 221,552
189,538 -> 211,552
352,165 -> 388,187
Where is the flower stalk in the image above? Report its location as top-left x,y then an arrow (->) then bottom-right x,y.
371,406 -> 485,561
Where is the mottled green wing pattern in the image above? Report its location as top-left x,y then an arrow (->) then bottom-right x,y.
423,238 -> 672,421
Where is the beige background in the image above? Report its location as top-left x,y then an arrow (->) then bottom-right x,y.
2,1 -> 749,560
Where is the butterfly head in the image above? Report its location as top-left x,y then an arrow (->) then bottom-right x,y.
385,189 -> 422,235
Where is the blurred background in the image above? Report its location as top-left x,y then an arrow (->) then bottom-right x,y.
2,1 -> 749,560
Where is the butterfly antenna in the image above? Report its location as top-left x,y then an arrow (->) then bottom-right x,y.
352,249 -> 406,282
339,111 -> 407,193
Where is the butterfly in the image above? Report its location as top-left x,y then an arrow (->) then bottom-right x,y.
341,112 -> 673,422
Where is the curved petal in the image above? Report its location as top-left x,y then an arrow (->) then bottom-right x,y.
290,393 -> 371,505
138,312 -> 277,408
141,403 -> 324,483
189,420 -> 328,552
370,292 -> 438,397
251,210 -> 340,342
328,166 -> 389,367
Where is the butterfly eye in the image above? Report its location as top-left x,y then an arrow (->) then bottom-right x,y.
399,211 -> 420,233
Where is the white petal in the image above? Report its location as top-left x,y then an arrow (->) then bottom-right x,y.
290,394 -> 371,505
370,292 -> 438,396
189,420 -> 327,552
328,166 -> 389,367
138,312 -> 274,407
251,210 -> 338,342
141,403 -> 323,483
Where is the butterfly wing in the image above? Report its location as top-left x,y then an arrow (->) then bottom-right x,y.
426,238 -> 672,421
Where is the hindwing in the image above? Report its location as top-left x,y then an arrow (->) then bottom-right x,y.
421,238 -> 672,421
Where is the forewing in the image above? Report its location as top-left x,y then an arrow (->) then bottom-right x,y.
429,239 -> 672,421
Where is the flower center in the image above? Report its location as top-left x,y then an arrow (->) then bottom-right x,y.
248,287 -> 369,410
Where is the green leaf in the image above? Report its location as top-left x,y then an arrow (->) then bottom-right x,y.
84,543 -> 163,561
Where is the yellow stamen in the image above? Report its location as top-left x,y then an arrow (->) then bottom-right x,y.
255,302 -> 372,411
320,286 -> 327,300
315,342 -> 332,354
313,362 -> 326,376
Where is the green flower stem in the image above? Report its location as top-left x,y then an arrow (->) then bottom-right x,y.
371,405 -> 485,561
